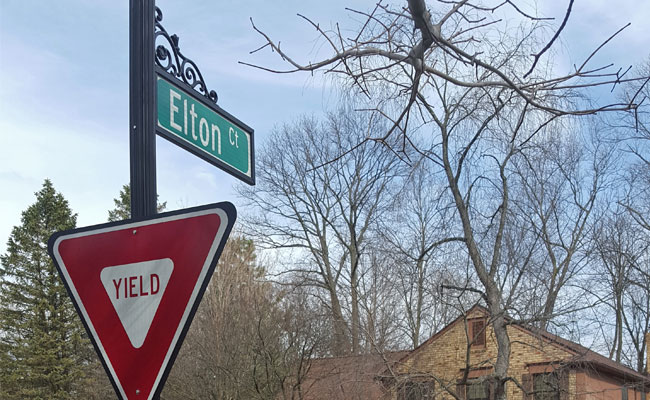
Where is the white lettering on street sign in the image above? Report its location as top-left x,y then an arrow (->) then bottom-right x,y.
156,75 -> 255,185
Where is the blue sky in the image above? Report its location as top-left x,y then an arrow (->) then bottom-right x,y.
1,0 -> 649,256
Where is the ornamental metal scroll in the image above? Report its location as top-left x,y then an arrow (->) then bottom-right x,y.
154,7 -> 218,103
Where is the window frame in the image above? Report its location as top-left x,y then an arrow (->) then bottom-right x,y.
469,318 -> 487,348
532,372 -> 560,400
466,379 -> 490,400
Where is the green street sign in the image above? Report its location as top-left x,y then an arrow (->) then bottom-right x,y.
156,73 -> 255,185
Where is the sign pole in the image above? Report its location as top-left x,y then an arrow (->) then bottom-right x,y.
130,0 -> 157,218
48,3 -> 251,398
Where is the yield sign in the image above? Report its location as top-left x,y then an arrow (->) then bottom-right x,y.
48,203 -> 236,400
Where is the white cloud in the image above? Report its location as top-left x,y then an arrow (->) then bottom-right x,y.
1,0 -> 648,257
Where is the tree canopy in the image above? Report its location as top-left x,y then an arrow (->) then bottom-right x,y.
0,180 -> 87,399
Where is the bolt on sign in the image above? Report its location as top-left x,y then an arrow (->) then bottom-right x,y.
156,73 -> 255,185
48,203 -> 236,400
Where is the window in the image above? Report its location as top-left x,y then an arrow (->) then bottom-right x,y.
533,373 -> 560,400
457,379 -> 491,400
466,380 -> 490,400
469,318 -> 486,347
398,380 -> 435,400
621,386 -> 628,400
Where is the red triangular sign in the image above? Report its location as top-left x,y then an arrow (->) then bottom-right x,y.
48,203 -> 236,400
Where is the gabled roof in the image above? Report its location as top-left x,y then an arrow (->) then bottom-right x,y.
522,324 -> 649,383
399,304 -> 650,384
396,304 -> 489,364
300,306 -> 648,400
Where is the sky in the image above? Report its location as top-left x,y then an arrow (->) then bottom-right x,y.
0,0 -> 649,257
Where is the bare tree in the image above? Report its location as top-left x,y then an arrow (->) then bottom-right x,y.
244,1 -> 649,398
589,207 -> 650,372
163,237 -> 320,400
623,261 -> 650,373
616,57 -> 650,240
588,95 -> 650,368
509,123 -> 614,328
380,159 -> 466,347
238,109 -> 403,355
356,249 -> 403,353
593,211 -> 638,362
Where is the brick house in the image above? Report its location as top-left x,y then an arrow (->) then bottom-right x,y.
296,351 -> 409,400
298,306 -> 650,400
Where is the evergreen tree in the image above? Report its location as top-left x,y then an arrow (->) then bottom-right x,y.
0,180 -> 87,399
108,184 -> 167,222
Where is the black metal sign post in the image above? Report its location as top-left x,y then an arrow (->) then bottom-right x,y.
130,0 -> 157,219
130,0 -> 255,220
45,2 -> 254,399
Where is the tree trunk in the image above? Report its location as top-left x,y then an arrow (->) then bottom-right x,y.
350,291 -> 360,354
615,294 -> 623,363
488,296 -> 511,400
441,125 -> 512,400
329,286 -> 350,356
414,257 -> 425,348
350,250 -> 361,355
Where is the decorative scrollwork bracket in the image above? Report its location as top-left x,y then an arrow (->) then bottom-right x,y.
154,7 -> 218,103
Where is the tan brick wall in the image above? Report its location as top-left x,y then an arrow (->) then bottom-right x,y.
395,309 -> 574,400
569,371 -> 576,400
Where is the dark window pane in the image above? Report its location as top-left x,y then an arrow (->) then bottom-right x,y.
533,373 -> 560,400
467,381 -> 489,400
471,320 -> 486,346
